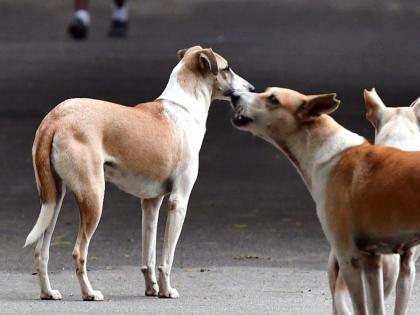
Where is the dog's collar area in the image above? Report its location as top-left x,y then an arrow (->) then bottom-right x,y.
159,98 -> 208,127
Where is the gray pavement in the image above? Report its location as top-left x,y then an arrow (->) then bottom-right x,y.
1,0 -> 420,314
3,267 -> 420,315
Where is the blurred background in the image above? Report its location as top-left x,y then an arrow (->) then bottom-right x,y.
1,0 -> 419,313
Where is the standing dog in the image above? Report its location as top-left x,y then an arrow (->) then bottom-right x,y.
231,87 -> 420,314
331,89 -> 420,315
24,46 -> 254,301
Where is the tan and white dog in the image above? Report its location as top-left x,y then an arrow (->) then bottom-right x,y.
230,87 -> 420,314
331,89 -> 420,315
24,46 -> 254,301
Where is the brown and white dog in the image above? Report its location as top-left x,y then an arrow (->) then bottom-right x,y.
231,87 -> 420,314
331,89 -> 420,315
24,46 -> 254,301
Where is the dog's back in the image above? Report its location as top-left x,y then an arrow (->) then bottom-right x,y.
326,142 -> 420,250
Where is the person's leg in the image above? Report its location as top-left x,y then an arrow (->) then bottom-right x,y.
75,0 -> 89,10
109,0 -> 129,38
114,0 -> 126,7
68,0 -> 90,40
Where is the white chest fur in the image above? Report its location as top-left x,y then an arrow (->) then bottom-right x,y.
104,162 -> 170,199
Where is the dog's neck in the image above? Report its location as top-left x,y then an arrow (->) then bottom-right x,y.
157,60 -> 213,126
270,115 -> 364,193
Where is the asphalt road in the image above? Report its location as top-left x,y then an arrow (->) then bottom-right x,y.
1,0 -> 420,314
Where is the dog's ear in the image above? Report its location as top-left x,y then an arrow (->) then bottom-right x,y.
409,96 -> 420,108
299,93 -> 340,121
177,45 -> 203,60
364,88 -> 386,127
177,48 -> 188,60
409,96 -> 420,121
198,49 -> 218,76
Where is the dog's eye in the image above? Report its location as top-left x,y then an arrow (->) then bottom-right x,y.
268,94 -> 279,105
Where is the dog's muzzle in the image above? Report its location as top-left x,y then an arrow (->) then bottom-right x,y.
230,92 -> 254,126
230,92 -> 242,108
232,113 -> 254,127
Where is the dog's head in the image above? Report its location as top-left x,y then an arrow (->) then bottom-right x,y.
230,87 -> 340,142
177,46 -> 254,101
364,88 -> 420,150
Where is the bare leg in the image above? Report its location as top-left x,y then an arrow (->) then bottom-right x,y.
109,0 -> 129,37
395,250 -> 415,315
35,183 -> 66,300
75,0 -> 88,10
113,0 -> 126,7
140,197 -> 163,296
364,255 -> 386,315
72,177 -> 105,301
68,0 -> 89,39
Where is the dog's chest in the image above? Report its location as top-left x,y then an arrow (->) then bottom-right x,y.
104,162 -> 170,199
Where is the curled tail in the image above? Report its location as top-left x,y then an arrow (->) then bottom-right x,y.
24,124 -> 58,247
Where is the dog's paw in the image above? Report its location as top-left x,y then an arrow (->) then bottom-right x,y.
40,289 -> 62,300
145,283 -> 159,296
158,287 -> 179,298
83,290 -> 104,301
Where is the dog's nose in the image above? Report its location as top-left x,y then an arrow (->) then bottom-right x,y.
248,84 -> 255,92
230,92 -> 241,107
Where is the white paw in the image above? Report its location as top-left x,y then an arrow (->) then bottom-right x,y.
145,283 -> 159,297
159,287 -> 179,298
83,290 -> 104,301
40,289 -> 62,300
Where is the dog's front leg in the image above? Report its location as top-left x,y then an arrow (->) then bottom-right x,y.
328,250 -> 352,315
364,255 -> 386,315
336,254 -> 368,315
140,197 -> 163,296
157,170 -> 196,299
395,250 -> 415,315
157,193 -> 189,298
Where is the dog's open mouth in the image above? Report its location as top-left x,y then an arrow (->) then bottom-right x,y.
232,114 -> 254,127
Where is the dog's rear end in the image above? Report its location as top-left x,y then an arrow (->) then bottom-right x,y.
330,89 -> 420,315
25,111 -> 66,300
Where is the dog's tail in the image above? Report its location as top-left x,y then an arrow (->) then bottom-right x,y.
24,123 -> 58,247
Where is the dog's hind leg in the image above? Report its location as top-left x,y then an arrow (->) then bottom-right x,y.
35,181 -> 66,300
71,164 -> 105,301
382,254 -> 399,299
141,196 -> 163,296
364,255 -> 386,315
395,250 -> 415,315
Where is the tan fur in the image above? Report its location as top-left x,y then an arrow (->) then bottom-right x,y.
327,142 -> 420,248
28,46 -> 254,301
177,47 -> 228,96
34,114 -> 59,204
49,99 -> 181,183
231,87 -> 419,313
105,100 -> 182,181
